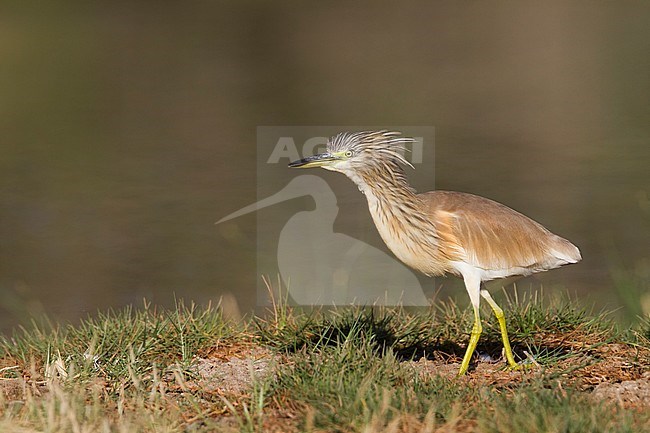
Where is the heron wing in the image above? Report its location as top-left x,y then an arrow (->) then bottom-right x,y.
420,191 -> 581,273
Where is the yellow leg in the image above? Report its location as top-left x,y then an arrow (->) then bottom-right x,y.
480,290 -> 518,369
458,305 -> 482,376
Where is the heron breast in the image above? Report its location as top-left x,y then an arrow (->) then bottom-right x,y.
366,197 -> 449,276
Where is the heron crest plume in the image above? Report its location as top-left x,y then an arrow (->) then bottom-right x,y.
326,131 -> 416,193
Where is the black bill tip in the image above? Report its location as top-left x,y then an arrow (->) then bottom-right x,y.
288,153 -> 335,168
288,159 -> 308,168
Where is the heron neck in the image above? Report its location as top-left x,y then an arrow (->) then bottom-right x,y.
343,164 -> 444,275
343,163 -> 427,225
351,163 -> 418,205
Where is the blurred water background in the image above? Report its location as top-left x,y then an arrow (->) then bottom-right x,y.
1,2 -> 649,332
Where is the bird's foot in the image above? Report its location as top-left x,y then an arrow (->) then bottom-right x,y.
504,351 -> 539,372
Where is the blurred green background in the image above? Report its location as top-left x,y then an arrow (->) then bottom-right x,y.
1,2 -> 649,331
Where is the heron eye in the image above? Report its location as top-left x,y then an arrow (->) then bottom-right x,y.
344,150 -> 353,158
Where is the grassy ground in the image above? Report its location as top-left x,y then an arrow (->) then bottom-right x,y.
1,291 -> 649,432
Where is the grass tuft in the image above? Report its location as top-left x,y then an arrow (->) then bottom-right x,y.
0,290 -> 648,432
0,300 -> 233,388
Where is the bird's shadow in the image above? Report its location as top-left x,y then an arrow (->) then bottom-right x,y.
270,309 -> 572,369
393,340 -> 570,364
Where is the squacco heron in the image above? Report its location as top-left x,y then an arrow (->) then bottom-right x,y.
288,130 -> 582,375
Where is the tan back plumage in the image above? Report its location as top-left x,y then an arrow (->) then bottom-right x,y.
420,191 -> 582,275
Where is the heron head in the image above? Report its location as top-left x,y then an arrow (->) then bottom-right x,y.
288,130 -> 415,176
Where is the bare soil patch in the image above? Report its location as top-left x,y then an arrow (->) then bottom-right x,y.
188,341 -> 279,397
